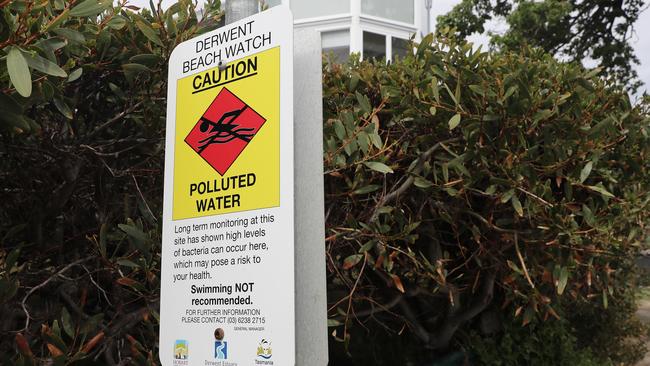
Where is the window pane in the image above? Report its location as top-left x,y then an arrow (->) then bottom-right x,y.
264,0 -> 282,7
322,29 -> 350,63
361,0 -> 414,24
363,31 -> 386,61
392,37 -> 411,60
291,0 -> 349,19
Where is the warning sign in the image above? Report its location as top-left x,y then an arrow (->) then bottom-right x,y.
185,88 -> 267,176
160,6 -> 295,366
173,48 -> 281,220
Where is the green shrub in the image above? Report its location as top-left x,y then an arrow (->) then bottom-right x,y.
0,1 -> 221,364
322,33 -> 650,363
470,317 -> 603,366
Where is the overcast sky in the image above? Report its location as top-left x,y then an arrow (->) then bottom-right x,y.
130,0 -> 650,97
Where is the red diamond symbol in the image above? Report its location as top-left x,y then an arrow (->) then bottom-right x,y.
185,88 -> 267,175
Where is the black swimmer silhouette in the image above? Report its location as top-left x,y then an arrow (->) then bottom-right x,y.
197,106 -> 256,153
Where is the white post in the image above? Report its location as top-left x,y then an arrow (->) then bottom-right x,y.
225,0 -> 259,24
350,0 -> 363,57
293,29 -> 328,366
223,4 -> 328,365
425,0 -> 433,35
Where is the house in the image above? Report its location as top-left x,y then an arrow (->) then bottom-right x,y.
265,0 -> 430,62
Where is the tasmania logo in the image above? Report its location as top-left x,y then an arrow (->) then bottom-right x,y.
185,88 -> 267,175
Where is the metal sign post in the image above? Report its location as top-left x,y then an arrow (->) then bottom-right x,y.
225,0 -> 258,24
292,28 -> 327,366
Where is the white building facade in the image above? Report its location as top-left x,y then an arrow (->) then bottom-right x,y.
266,0 -> 429,62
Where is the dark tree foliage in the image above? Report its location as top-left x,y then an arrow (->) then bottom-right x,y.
436,0 -> 647,92
0,0 -> 221,364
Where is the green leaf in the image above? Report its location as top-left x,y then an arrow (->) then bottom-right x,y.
585,184 -> 614,198
35,38 -> 68,55
68,68 -> 83,82
352,185 -> 380,195
129,53 -> 162,67
485,185 -> 497,195
342,254 -> 363,270
369,132 -> 382,149
7,47 -> 32,97
582,204 -> 596,227
469,84 -> 485,96
118,224 -> 148,242
503,85 -> 517,101
99,223 -> 107,257
122,63 -> 151,77
522,305 -> 535,326
61,307 -> 74,338
512,194 -> 524,217
355,91 -> 371,115
333,120 -> 346,140
577,77 -> 595,92
53,28 -> 85,44
116,259 -> 140,268
327,319 -> 342,327
165,12 -> 178,35
556,267 -> 569,295
348,73 -> 360,92
588,117 -> 613,137
0,278 -> 19,304
357,131 -> 370,153
448,113 -> 461,130
507,260 -> 523,275
532,109 -> 553,123
119,222 -> 152,262
44,9 -> 70,31
135,20 -> 163,46
431,77 -> 440,102
53,98 -> 73,119
70,0 -> 109,17
5,248 -> 20,271
107,15 -> 127,29
364,161 -> 393,174
21,51 -> 67,78
414,177 -> 434,188
359,240 -> 377,253
500,189 -> 515,203
449,155 -> 470,177
579,161 -> 593,183
585,67 -> 603,79
444,83 -> 458,106
417,33 -> 433,56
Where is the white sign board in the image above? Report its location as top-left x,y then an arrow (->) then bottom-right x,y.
160,7 -> 294,366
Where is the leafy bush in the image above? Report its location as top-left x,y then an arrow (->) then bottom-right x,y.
0,1 -> 221,364
322,32 -> 650,363
470,317 -> 603,366
1,1 -> 649,365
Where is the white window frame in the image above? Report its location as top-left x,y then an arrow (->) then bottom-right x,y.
360,23 -> 415,63
359,0 -> 420,28
273,0 -> 423,63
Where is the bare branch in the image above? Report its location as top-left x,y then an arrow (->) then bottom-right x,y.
370,138 -> 460,221
20,257 -> 93,332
